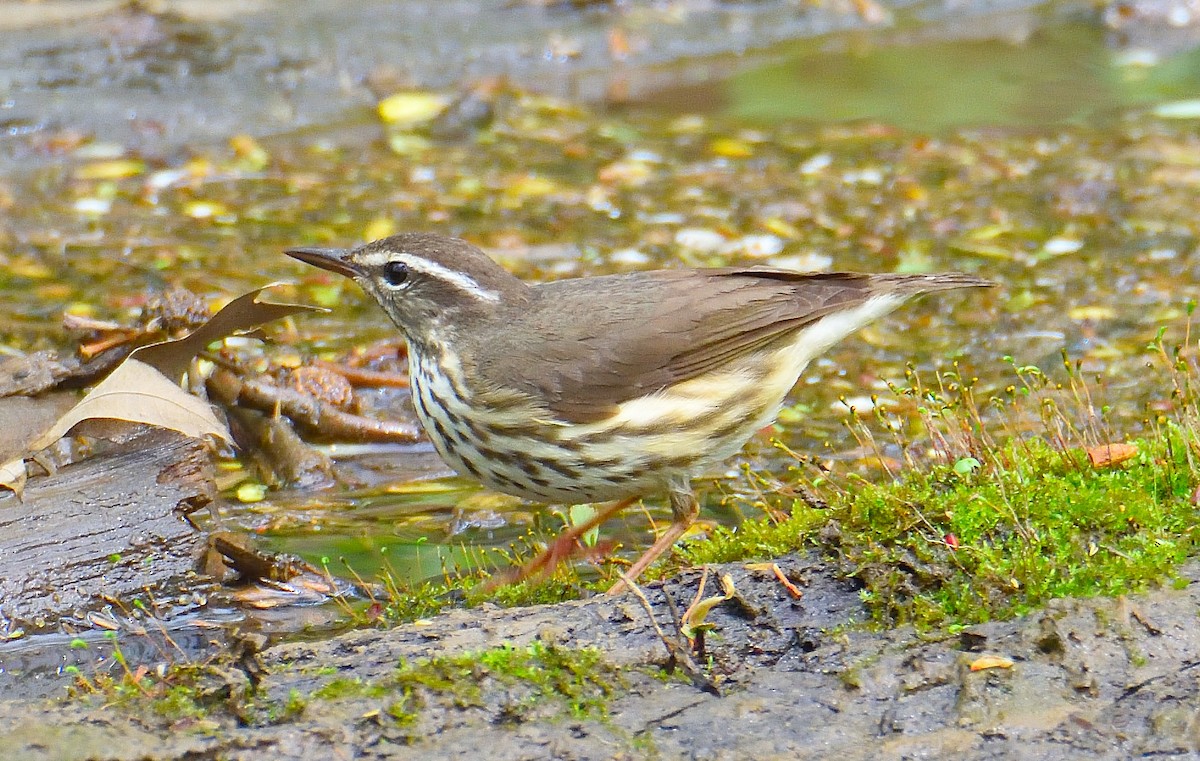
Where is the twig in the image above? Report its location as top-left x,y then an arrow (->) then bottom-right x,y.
616,571 -> 719,696
208,367 -> 421,443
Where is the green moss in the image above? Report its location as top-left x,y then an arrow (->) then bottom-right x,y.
379,580 -> 457,623
471,641 -> 616,719
279,689 -> 308,720
351,416 -> 1199,634
387,642 -> 619,722
311,677 -> 390,701
284,643 -> 620,730
386,693 -> 419,726
477,578 -> 589,608
681,428 -> 1199,630
672,504 -> 828,566
150,684 -> 208,721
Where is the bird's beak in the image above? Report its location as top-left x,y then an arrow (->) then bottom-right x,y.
285,247 -> 361,279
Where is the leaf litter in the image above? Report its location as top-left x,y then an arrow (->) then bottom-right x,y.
0,287 -> 322,496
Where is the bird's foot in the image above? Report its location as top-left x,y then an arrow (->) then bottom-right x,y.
483,497 -> 637,591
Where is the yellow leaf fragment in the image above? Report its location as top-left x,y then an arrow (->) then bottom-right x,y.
681,595 -> 728,639
384,480 -> 465,495
229,134 -> 270,170
718,572 -> 736,598
377,91 -> 450,126
386,133 -> 432,156
949,240 -> 1016,259
0,457 -> 27,497
183,200 -> 229,219
681,570 -> 736,640
9,259 -> 53,279
708,137 -> 753,158
74,159 -> 146,181
969,655 -> 1014,672
236,482 -> 267,503
1068,305 -> 1117,321
363,217 -> 397,242
762,218 -> 801,239
504,175 -> 558,200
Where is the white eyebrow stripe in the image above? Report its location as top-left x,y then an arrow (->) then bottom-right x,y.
358,251 -> 500,303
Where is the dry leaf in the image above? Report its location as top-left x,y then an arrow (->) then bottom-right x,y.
0,457 -> 27,497
1086,443 -> 1138,469
680,571 -> 736,640
377,91 -> 450,127
0,393 -> 86,497
27,358 -> 231,451
1,286 -> 324,495
968,654 -> 1014,672
133,285 -> 323,380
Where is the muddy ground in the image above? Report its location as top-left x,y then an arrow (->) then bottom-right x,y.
2,554 -> 1199,759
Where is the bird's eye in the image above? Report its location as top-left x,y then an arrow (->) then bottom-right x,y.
383,261 -> 409,287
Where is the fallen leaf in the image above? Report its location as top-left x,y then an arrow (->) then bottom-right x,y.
708,137 -> 753,158
0,457 -> 27,498
1,286 -> 323,495
0,393 -> 83,497
74,159 -> 146,181
1068,305 -> 1117,321
27,358 -> 231,451
377,91 -> 450,127
681,596 -> 726,638
133,285 -> 323,381
681,570 -> 736,641
568,504 -> 600,547
969,654 -> 1014,672
87,611 -> 120,631
853,0 -> 890,23
1086,442 -> 1138,469
718,572 -> 736,598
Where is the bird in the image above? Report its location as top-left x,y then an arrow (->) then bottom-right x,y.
286,233 -> 992,592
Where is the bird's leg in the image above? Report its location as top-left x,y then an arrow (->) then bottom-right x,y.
491,496 -> 639,588
607,478 -> 699,595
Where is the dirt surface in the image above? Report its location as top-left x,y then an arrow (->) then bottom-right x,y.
1,555 -> 1198,759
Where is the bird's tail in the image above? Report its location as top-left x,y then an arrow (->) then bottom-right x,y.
869,272 -> 997,295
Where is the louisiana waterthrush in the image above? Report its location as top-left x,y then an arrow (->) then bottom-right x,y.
287,233 -> 992,589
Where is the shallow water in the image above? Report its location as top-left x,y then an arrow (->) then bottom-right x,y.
636,21 -> 1200,131
5,13 -> 1200,590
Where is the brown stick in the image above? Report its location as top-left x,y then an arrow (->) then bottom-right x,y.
208,367 -> 422,443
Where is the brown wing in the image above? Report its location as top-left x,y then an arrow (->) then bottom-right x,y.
462,268 -> 902,423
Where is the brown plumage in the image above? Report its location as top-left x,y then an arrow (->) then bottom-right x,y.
466,268 -> 990,423
287,232 -> 994,590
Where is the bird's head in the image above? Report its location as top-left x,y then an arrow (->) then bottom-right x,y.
287,233 -> 529,348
